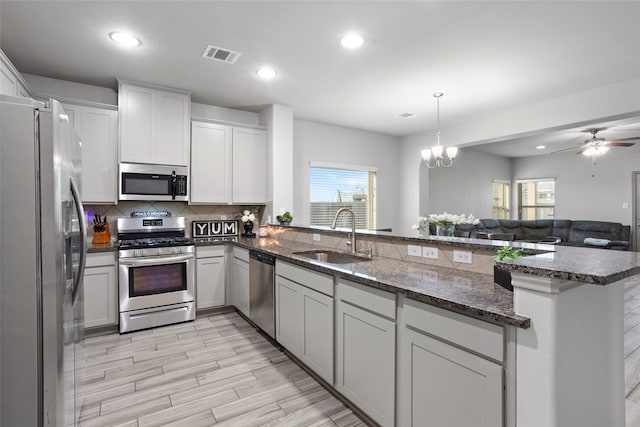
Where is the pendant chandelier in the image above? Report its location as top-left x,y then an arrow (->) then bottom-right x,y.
421,92 -> 457,168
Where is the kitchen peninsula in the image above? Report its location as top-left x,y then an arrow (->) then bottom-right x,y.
242,225 -> 639,427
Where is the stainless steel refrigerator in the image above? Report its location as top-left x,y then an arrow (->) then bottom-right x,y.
1,95 -> 87,426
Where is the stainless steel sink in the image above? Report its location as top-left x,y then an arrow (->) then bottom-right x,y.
292,250 -> 372,264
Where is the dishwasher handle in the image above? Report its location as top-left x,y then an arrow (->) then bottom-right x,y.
249,250 -> 275,265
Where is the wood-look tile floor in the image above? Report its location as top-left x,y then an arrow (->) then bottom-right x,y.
624,275 -> 640,427
79,312 -> 368,427
81,276 -> 640,427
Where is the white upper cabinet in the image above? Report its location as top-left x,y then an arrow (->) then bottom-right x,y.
63,103 -> 118,204
190,121 -> 266,204
190,122 -> 232,203
119,81 -> 190,166
1,50 -> 32,98
156,91 -> 191,165
232,127 -> 266,203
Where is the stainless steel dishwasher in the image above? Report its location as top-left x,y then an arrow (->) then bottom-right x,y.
249,250 -> 276,338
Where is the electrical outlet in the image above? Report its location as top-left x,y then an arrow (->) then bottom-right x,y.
313,233 -> 321,241
623,202 -> 629,209
422,246 -> 438,259
453,250 -> 472,264
407,245 -> 422,257
220,215 -> 227,220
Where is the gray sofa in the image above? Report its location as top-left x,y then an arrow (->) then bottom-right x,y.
473,219 -> 631,250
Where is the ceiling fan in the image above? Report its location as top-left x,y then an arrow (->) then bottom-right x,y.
573,128 -> 639,156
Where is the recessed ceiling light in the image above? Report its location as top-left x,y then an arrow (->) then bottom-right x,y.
109,32 -> 141,47
398,113 -> 416,119
256,67 -> 277,79
536,145 -> 546,150
341,34 -> 364,49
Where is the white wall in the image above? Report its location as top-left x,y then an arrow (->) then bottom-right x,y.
260,104 -> 294,222
512,145 -> 640,224
428,149 -> 511,219
399,131 -> 429,234
292,119 -> 401,231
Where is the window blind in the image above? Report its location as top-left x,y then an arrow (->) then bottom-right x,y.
310,166 -> 375,229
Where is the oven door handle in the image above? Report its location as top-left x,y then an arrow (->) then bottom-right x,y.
120,254 -> 194,266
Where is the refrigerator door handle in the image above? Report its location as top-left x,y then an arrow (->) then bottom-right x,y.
70,176 -> 87,303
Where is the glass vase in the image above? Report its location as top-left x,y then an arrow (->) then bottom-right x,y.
435,223 -> 455,237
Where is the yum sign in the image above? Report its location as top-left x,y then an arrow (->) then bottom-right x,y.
192,220 -> 238,238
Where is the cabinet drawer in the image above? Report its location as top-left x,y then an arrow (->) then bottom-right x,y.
276,261 -> 333,297
403,297 -> 504,362
337,279 -> 395,320
86,252 -> 116,268
196,246 -> 225,258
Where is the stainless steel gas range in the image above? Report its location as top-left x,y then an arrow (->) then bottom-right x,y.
116,215 -> 195,333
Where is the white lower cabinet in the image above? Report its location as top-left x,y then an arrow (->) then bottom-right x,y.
196,246 -> 226,310
231,247 -> 250,317
336,279 -> 396,427
397,297 -> 505,427
84,252 -> 117,328
275,261 -> 334,384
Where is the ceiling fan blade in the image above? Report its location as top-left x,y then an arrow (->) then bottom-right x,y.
607,136 -> 640,142
606,141 -> 636,147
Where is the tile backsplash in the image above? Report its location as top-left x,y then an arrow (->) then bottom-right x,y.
85,202 -> 265,240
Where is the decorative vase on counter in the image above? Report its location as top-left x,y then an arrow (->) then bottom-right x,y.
276,215 -> 292,225
435,223 -> 455,237
242,220 -> 256,237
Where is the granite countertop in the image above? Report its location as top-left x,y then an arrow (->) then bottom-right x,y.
498,246 -> 640,285
232,237 -> 530,328
274,225 -> 640,285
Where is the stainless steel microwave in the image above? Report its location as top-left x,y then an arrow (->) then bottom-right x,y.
119,163 -> 188,201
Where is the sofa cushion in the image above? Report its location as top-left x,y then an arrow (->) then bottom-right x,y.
519,219 -> 554,241
568,220 -> 623,243
478,219 -> 501,234
455,223 -> 477,238
498,219 -> 523,239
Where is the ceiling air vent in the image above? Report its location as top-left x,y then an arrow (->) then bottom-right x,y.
202,45 -> 241,64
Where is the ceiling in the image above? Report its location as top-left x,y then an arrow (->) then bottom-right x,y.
1,1 -> 639,138
468,116 -> 640,158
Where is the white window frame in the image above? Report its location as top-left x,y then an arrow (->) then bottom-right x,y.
309,162 -> 377,229
492,179 -> 511,219
516,177 -> 556,220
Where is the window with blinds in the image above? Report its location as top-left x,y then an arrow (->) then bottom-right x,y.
309,165 -> 376,229
492,180 -> 510,219
517,178 -> 555,219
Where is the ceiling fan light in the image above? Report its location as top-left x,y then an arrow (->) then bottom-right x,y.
582,146 -> 609,157
421,149 -> 432,161
446,146 -> 458,159
432,145 -> 444,158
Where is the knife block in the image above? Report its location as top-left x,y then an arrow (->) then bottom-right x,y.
92,223 -> 110,244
